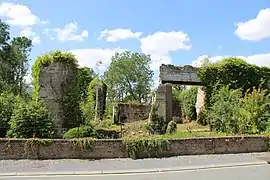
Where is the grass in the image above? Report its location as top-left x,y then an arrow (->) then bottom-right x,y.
93,119 -> 270,139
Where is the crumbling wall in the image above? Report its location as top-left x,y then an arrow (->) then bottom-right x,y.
38,62 -> 80,132
195,87 -> 205,118
159,64 -> 201,85
113,103 -> 150,124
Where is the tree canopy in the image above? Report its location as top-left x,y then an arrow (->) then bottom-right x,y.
104,51 -> 154,103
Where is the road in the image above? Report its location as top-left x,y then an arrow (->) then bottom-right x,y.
0,153 -> 269,179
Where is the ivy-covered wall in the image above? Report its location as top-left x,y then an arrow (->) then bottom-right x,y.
32,50 -> 82,134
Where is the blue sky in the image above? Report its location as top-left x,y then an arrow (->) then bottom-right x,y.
0,0 -> 270,83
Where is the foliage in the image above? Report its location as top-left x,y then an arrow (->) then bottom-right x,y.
63,125 -> 97,139
179,87 -> 198,121
81,78 -> 107,123
237,88 -> 270,134
70,138 -> 96,151
124,137 -> 170,159
24,138 -> 53,152
77,67 -> 96,102
0,20 -> 33,96
198,58 -> 270,109
0,92 -> 22,137
7,100 -> 56,138
208,86 -> 270,134
166,121 -> 177,134
208,86 -> 242,134
32,50 -> 82,128
104,51 -> 154,104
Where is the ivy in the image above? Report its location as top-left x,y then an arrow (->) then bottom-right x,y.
124,137 -> 170,159
32,50 -> 81,129
71,138 -> 96,151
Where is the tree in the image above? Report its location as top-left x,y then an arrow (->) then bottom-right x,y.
0,19 -> 32,96
104,51 -> 154,103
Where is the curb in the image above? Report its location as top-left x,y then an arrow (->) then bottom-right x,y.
0,161 -> 268,177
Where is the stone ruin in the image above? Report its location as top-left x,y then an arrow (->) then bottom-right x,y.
113,103 -> 150,124
38,62 -> 80,134
38,61 -> 108,135
38,61 -> 205,135
150,64 -> 205,133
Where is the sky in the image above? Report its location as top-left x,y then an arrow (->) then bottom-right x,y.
0,0 -> 270,85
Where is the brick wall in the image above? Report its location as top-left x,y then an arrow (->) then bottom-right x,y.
0,136 -> 269,160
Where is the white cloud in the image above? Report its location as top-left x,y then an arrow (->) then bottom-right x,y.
0,2 -> 47,26
100,28 -> 142,42
235,8 -> 270,41
20,27 -> 41,44
69,47 -> 127,72
192,53 -> 270,67
53,22 -> 88,41
140,31 -> 191,70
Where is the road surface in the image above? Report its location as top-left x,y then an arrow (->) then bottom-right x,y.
0,153 -> 269,179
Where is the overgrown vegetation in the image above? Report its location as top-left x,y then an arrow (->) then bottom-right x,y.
32,50 -> 82,129
179,87 -> 198,121
7,101 -> 56,138
63,125 -> 97,139
124,137 -> 170,159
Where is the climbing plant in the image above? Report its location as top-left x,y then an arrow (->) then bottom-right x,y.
81,78 -> 107,123
32,50 -> 82,129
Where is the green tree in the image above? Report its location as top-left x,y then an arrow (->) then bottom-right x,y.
0,19 -> 32,96
104,51 -> 154,103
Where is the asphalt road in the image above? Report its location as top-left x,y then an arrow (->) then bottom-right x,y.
0,153 -> 269,180
0,164 -> 269,180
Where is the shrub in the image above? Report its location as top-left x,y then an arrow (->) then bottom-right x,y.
63,125 -> 97,139
0,92 -> 21,137
208,86 -> 270,134
179,87 -> 198,121
7,101 -> 56,138
207,86 -> 242,134
238,88 -> 270,134
166,121 -> 177,134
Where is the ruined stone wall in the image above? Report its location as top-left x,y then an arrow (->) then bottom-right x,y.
0,137 -> 269,160
38,62 -> 80,132
113,103 -> 150,124
195,87 -> 206,117
159,64 -> 201,85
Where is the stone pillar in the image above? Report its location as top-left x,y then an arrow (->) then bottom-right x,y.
154,84 -> 173,124
195,86 -> 206,118
38,62 -> 80,134
94,83 -> 107,121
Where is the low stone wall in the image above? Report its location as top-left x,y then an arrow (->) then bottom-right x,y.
0,136 -> 269,160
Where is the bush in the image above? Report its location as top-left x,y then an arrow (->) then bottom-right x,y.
7,101 -> 56,138
166,121 -> 177,134
208,86 -> 242,134
238,88 -> 270,134
179,87 -> 198,121
0,92 -> 21,137
208,86 -> 270,134
63,125 -> 97,139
